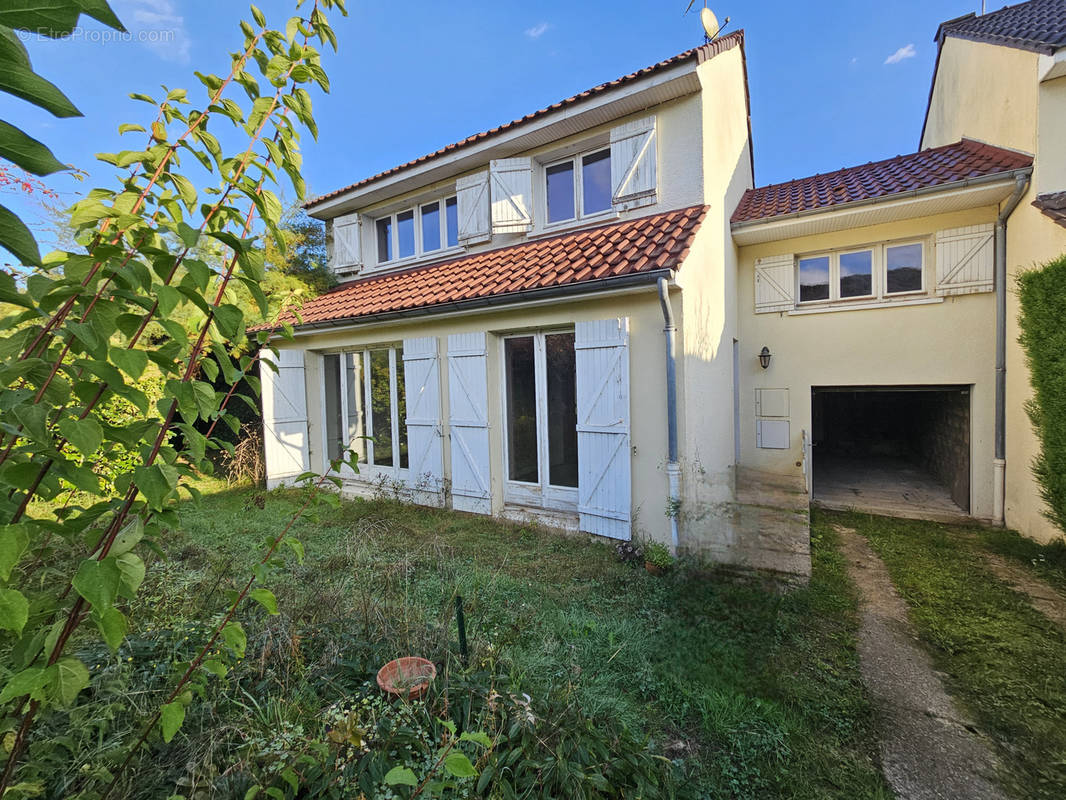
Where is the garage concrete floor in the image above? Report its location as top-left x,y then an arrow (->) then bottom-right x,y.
813,454 -> 969,523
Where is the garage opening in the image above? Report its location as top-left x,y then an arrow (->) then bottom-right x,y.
811,386 -> 971,518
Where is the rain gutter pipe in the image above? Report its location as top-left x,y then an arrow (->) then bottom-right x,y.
994,171 -> 1030,524
658,276 -> 680,551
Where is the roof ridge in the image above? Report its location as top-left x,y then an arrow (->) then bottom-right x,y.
304,32 -> 745,209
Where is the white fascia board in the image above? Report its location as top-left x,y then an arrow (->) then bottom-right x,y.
306,64 -> 701,220
730,175 -> 1028,246
1039,48 -> 1066,82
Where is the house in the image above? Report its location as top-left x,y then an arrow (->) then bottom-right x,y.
729,0 -> 1065,544
260,0 -> 1066,578
261,33 -> 763,564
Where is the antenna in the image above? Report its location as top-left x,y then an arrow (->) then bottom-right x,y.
684,2 -> 729,44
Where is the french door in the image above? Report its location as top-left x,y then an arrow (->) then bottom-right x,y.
502,330 -> 578,511
323,347 -> 408,477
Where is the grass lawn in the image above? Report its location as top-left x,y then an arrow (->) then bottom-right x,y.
33,481 -> 891,799
830,510 -> 1066,800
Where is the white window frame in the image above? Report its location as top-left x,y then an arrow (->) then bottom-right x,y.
883,240 -> 926,297
499,329 -> 579,513
540,147 -> 614,229
323,345 -> 409,480
372,195 -> 459,269
795,239 -> 927,307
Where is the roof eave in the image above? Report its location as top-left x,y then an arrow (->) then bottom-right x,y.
730,168 -> 1032,245
271,268 -> 675,337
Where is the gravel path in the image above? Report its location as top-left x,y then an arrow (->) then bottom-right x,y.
837,526 -> 1007,800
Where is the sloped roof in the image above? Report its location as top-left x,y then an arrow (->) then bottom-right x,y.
1033,191 -> 1066,227
731,139 -> 1033,225
303,32 -> 745,209
937,0 -> 1066,55
268,205 -> 706,330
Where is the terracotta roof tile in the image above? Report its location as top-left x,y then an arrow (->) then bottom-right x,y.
938,0 -> 1066,55
731,139 -> 1032,224
1032,191 -> 1066,228
303,33 -> 744,209
262,206 -> 706,331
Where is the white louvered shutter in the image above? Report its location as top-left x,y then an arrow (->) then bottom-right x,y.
610,116 -> 657,211
456,170 -> 491,244
754,254 -> 795,313
575,318 -> 632,540
331,212 -> 362,272
403,337 -> 444,506
448,332 -> 491,514
489,158 -> 533,233
261,349 -> 310,488
935,224 -> 995,296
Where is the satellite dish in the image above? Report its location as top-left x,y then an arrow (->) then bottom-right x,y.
700,7 -> 720,40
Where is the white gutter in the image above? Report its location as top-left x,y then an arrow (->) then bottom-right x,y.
993,172 -> 1030,524
657,277 -> 680,551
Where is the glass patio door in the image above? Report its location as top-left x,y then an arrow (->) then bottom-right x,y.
502,330 -> 578,511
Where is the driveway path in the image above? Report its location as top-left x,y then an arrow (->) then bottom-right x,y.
974,547 -> 1066,630
837,526 -> 1007,800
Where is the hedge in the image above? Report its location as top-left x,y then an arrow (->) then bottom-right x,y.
1017,251 -> 1066,534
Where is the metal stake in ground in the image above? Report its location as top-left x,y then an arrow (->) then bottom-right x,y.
455,595 -> 468,665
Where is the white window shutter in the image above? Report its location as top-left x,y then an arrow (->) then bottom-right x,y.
489,157 -> 533,233
447,332 -> 491,514
935,224 -> 995,296
403,337 -> 444,506
610,116 -> 657,211
456,170 -> 491,244
331,212 -> 362,273
575,318 -> 632,540
261,349 -> 310,487
754,254 -> 795,313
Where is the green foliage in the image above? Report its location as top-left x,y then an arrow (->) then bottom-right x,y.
852,510 -> 1066,798
1017,252 -> 1066,535
0,0 -> 349,794
643,540 -> 674,569
38,481 -> 886,799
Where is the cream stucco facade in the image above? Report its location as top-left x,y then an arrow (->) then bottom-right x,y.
735,206 -> 1002,520
922,35 -> 1066,543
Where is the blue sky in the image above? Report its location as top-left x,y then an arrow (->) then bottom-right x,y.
1,0 -> 987,258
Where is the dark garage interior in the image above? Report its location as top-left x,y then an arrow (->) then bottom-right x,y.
811,386 -> 971,517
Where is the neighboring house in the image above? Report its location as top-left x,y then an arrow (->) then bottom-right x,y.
260,0 -> 1066,579
919,0 -> 1066,542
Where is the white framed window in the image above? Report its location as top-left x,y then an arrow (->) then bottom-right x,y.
323,346 -> 408,473
543,148 -> 613,226
375,196 -> 459,265
796,240 -> 925,306
884,241 -> 924,295
500,329 -> 579,511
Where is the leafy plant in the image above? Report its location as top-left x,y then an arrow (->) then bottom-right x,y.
1017,252 -> 1066,535
0,1 -> 350,795
644,541 -> 675,570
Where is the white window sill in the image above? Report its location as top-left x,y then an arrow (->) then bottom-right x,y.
363,246 -> 465,275
788,296 -> 944,316
531,210 -> 618,239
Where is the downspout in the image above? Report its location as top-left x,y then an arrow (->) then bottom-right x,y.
658,277 -> 681,550
994,172 -> 1030,524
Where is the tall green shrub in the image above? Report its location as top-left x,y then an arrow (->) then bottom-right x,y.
1017,252 -> 1066,535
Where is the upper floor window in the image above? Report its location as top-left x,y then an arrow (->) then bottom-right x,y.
545,148 -> 612,224
797,240 -> 924,305
376,196 -> 458,265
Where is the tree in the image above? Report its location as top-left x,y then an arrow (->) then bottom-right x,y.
0,2 -> 350,795
264,204 -> 334,293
